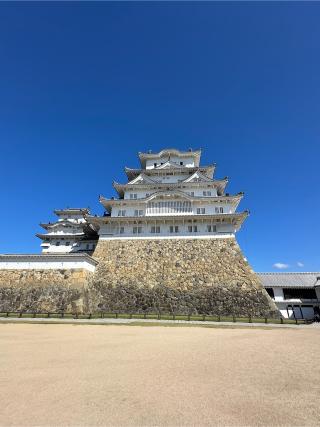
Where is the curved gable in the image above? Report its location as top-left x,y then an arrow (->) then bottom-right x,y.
183,171 -> 213,183
145,190 -> 193,202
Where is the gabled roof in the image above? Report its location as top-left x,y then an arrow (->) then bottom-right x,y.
100,191 -> 242,212
138,148 -> 202,168
127,174 -> 158,185
124,165 -> 215,180
145,189 -> 193,202
183,171 -> 214,183
257,273 -> 320,288
40,220 -> 83,230
86,211 -> 249,232
154,160 -> 182,170
112,177 -> 228,198
54,208 -> 90,216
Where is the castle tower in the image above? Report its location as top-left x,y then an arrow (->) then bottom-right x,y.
87,149 -> 278,317
36,208 -> 98,254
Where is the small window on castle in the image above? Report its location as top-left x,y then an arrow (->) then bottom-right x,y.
56,241 -> 60,246
169,226 -> 179,233
118,210 -> 126,217
120,227 -> 124,234
188,226 -> 193,233
151,226 -> 160,233
197,208 -> 205,215
193,225 -> 198,232
215,207 -> 219,213
130,193 -> 138,199
154,163 -> 157,167
207,225 -> 217,233
220,207 -> 224,213
146,193 -> 150,197
65,242 -> 70,246
133,226 -> 142,234
86,244 -> 90,250
190,192 -> 194,197
180,161 -> 183,165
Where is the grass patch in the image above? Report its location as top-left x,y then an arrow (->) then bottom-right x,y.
0,312 -> 306,325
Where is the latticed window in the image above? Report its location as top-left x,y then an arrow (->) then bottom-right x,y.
207,225 -> 217,232
133,226 -> 142,234
215,207 -> 224,213
196,208 -> 205,214
151,226 -> 160,233
147,200 -> 192,215
169,226 -> 179,233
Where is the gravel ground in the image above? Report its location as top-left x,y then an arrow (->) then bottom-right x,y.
0,324 -> 319,427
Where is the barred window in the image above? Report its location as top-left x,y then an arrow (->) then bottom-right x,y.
147,200 -> 192,214
151,226 -> 160,233
133,226 -> 142,234
197,208 -> 205,214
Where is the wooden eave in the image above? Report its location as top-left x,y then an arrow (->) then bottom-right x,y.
112,177 -> 228,198
100,192 -> 243,212
86,211 -> 249,231
40,221 -> 83,230
54,208 -> 90,217
138,149 -> 202,168
124,165 -> 215,180
36,233 -> 86,240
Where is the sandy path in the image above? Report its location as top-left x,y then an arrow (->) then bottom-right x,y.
0,324 -> 319,426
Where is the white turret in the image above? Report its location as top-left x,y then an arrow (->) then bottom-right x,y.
36,208 -> 98,253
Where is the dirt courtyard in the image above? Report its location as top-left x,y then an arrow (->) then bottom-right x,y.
0,324 -> 319,426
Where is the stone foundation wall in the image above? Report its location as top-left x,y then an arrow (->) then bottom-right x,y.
0,269 -> 91,313
89,238 -> 278,317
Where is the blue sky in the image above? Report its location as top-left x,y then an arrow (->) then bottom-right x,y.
0,3 -> 319,272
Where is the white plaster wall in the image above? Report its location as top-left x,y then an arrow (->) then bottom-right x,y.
42,240 -> 97,254
111,202 -> 234,217
123,186 -> 219,200
145,156 -> 195,169
0,258 -> 96,272
99,222 -> 235,238
273,287 -> 284,302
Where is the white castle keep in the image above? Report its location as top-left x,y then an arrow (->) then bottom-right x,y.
88,148 -> 248,240
37,148 -> 247,249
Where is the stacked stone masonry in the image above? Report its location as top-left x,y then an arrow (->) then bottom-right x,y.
0,239 -> 278,316
89,238 -> 278,317
0,269 -> 90,313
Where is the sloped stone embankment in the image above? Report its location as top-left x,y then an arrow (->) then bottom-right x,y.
89,238 -> 278,317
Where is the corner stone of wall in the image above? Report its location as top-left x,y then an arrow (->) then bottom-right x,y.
89,238 -> 278,317
0,269 -> 91,313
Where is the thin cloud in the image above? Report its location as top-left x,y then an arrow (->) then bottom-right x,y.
273,262 -> 289,269
297,262 -> 304,267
